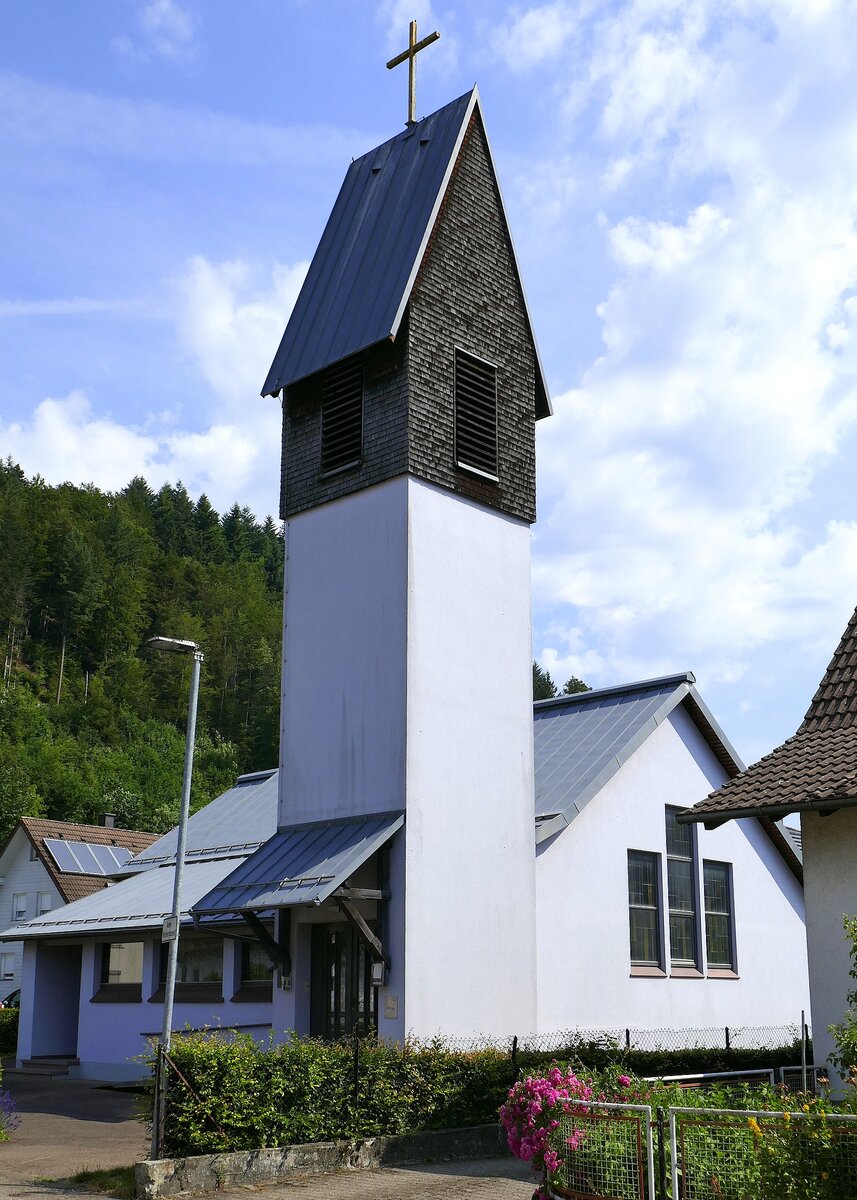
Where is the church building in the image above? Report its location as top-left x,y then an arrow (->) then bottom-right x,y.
2,86 -> 811,1078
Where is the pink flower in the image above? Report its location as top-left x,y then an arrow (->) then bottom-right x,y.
618,1075 -> 631,1087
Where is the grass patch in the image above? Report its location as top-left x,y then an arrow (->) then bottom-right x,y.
69,1165 -> 136,1198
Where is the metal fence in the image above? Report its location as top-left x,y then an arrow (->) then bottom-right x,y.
443,1024 -> 807,1055
545,1102 -> 857,1200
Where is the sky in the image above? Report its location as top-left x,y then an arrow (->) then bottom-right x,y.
3,0 -> 857,766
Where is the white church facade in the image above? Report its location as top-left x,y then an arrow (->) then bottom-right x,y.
3,89 -> 810,1079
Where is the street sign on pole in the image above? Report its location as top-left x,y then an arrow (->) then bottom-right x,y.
161,915 -> 178,944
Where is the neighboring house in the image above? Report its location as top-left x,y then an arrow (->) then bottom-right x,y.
3,677 -> 809,1080
0,817 -> 157,1000
682,604 -> 857,1075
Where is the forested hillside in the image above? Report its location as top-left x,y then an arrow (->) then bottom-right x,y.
0,459 -> 283,843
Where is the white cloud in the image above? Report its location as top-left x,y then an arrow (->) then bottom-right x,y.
175,256 -> 308,406
0,71 -> 365,169
490,4 -> 578,73
0,254 -> 307,519
112,0 -> 197,66
527,0 -> 857,724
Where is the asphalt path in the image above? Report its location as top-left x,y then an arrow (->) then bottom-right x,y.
0,1072 -> 147,1187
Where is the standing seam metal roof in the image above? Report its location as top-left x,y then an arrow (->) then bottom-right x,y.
533,674 -> 746,844
261,88 -> 550,418
192,812 -> 404,914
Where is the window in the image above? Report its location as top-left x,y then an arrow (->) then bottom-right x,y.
454,348 -> 498,480
100,942 -> 143,986
29,844 -> 38,862
37,891 -> 52,916
665,808 -> 699,967
11,894 -> 26,922
0,953 -> 13,982
159,934 -> 223,986
627,851 -> 662,966
704,861 -> 735,970
241,940 -> 274,985
320,358 -> 363,475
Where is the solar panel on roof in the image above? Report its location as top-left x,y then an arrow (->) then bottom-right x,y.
43,838 -> 132,876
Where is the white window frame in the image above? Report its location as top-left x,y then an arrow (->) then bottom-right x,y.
37,890 -> 52,916
11,894 -> 26,922
0,952 -> 14,981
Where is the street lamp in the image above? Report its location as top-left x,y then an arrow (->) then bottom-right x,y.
145,634 -> 204,1158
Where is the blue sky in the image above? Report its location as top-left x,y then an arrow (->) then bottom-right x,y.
3,0 -> 857,766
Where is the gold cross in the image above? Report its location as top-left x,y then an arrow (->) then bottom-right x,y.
386,19 -> 440,126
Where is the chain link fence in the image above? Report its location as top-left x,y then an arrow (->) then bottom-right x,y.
442,1024 -> 806,1055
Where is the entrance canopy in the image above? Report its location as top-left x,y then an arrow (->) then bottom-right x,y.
191,812 -> 404,917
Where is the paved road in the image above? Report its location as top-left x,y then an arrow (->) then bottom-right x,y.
0,1073 -> 147,1186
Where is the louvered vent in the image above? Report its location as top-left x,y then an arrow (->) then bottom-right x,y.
321,359 -> 363,475
454,349 -> 498,480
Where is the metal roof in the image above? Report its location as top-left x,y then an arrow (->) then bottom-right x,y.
0,858 -> 236,941
193,812 -> 404,915
261,88 -> 550,419
120,769 -> 279,874
533,674 -> 746,844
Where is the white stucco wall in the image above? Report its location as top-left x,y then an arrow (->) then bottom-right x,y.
536,705 -> 809,1034
0,828 -> 58,996
802,807 -> 857,1074
279,478 -> 408,826
401,477 -> 537,1038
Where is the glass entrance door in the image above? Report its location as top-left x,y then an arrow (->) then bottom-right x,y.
309,923 -> 377,1040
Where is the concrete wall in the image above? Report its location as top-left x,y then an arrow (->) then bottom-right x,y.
402,477 -> 536,1037
536,706 -> 809,1033
0,828 -> 58,996
279,478 -> 408,826
802,807 -> 857,1073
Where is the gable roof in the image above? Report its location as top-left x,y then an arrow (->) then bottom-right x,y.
682,604 -> 857,824
534,672 -> 745,845
15,818 -> 158,905
119,769 -> 279,874
1,771 -> 280,941
261,87 -> 550,420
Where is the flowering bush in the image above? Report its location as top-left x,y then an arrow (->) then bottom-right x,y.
499,1066 -> 593,1195
500,1066 -> 644,1196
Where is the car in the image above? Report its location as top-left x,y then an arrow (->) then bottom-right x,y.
0,989 -> 20,1009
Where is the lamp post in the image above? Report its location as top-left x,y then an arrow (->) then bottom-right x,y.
145,635 -> 204,1158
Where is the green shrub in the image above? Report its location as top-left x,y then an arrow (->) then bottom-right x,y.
146,1030 -> 814,1159
0,1010 -> 18,1056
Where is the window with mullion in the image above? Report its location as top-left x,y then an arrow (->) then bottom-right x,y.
628,850 -> 662,966
665,808 -> 699,968
704,860 -> 735,969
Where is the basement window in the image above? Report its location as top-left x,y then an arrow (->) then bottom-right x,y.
321,358 -> 363,476
454,348 -> 498,481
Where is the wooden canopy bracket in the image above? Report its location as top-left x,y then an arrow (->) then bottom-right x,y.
337,898 -> 386,964
241,910 -> 292,976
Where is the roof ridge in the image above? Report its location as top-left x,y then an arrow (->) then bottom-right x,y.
533,671 -> 695,710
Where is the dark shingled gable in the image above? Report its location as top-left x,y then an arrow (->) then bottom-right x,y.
16,818 -> 158,905
682,603 -> 857,822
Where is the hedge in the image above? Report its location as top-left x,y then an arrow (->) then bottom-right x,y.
148,1031 -> 811,1158
0,1010 -> 18,1056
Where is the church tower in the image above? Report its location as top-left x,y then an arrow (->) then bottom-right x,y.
263,87 -> 550,1039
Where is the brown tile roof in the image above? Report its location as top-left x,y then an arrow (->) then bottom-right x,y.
19,818 -> 159,905
684,604 -> 857,822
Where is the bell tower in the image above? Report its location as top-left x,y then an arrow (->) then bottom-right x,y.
263,87 -> 550,1039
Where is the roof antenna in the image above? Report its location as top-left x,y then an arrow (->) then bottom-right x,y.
386,19 -> 440,126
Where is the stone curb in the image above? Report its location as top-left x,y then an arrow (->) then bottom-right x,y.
135,1123 -> 508,1198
